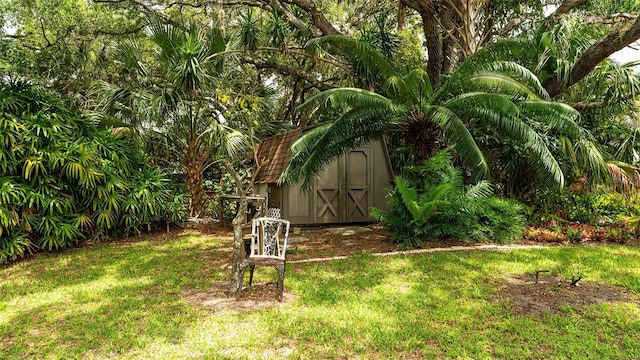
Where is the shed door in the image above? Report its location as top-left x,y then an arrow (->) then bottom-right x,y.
345,148 -> 372,222
315,159 -> 342,223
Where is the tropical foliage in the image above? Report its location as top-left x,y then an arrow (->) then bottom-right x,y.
95,18 -> 238,218
0,80 -> 186,263
282,36 -> 606,193
371,150 -> 525,247
0,0 -> 639,268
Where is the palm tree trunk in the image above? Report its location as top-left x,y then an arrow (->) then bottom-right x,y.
184,134 -> 208,218
402,112 -> 444,163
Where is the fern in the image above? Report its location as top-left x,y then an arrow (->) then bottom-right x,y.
371,150 -> 526,247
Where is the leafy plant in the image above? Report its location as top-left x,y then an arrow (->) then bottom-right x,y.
0,79 -> 187,263
371,150 -> 525,248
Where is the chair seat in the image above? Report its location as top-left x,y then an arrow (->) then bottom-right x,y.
242,257 -> 285,267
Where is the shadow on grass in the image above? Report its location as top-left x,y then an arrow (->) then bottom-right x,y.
273,246 -> 640,358
0,235 -> 232,358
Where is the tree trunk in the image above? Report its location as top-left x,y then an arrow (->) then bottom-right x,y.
230,195 -> 248,295
184,134 -> 208,218
402,0 -> 443,85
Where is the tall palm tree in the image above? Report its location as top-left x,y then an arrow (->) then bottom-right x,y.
96,19 -> 229,218
282,36 -> 606,191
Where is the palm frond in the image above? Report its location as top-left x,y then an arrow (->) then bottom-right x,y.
465,180 -> 494,199
207,121 -> 250,160
574,137 -> 608,181
445,92 -> 520,127
395,176 -> 422,220
295,87 -> 395,115
383,75 -> 408,101
114,40 -> 149,77
146,17 -> 183,64
427,105 -> 488,180
560,135 -> 577,162
482,61 -> 550,99
518,100 -> 582,137
524,130 -> 566,188
404,69 -> 433,100
306,35 -> 398,84
467,72 -> 541,100
282,105 -> 398,189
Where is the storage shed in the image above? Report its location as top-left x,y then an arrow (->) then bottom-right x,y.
253,128 -> 394,225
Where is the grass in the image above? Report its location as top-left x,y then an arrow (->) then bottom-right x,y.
1,234 -> 640,359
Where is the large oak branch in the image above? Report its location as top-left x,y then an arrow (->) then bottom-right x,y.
281,0 -> 341,36
545,16 -> 640,97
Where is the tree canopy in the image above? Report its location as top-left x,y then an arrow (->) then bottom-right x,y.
2,0 -> 639,193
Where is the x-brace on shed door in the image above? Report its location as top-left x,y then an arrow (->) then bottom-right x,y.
313,147 -> 373,223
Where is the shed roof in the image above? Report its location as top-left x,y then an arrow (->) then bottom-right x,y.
254,128 -> 303,184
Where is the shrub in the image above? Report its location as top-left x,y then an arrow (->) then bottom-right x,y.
0,80 -> 186,263
528,187 -> 632,225
371,150 -> 526,247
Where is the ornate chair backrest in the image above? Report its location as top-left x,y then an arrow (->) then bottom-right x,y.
266,207 -> 281,219
249,217 -> 290,260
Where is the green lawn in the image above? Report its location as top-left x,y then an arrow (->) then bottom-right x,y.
1,235 -> 640,359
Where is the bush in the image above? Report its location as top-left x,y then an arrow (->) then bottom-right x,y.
371,150 -> 526,248
529,187 -> 632,225
0,80 -> 186,263
464,197 -> 526,243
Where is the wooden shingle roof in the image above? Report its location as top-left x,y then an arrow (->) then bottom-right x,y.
254,128 -> 303,184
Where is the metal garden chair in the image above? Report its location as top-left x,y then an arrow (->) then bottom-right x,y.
237,217 -> 290,301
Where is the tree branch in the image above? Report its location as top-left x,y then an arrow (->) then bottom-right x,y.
545,16 -> 640,97
93,0 -> 174,23
545,0 -> 588,27
270,0 -> 320,36
39,18 -> 52,47
242,56 -> 335,91
92,25 -> 146,36
204,46 -> 349,70
494,12 -> 538,37
584,12 -> 639,26
164,0 -> 264,9
280,0 -> 341,35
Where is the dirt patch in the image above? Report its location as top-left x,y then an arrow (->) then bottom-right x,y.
285,224 -> 474,261
78,221 -> 639,263
286,225 -> 396,261
494,274 -> 639,316
106,220 -> 232,246
183,281 -> 296,313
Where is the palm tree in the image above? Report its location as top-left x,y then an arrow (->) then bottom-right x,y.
501,20 -> 640,193
96,19 -> 228,218
282,36 -> 606,193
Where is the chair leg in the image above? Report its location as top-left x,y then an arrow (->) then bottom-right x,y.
249,264 -> 256,286
277,266 -> 285,302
